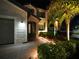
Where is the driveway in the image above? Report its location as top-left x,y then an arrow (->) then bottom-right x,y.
0,37 -> 55,59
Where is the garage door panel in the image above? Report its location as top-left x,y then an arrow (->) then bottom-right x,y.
0,18 -> 14,45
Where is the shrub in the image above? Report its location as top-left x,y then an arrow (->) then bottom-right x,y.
39,32 -> 47,37
70,39 -> 79,46
47,31 -> 54,38
38,43 -> 66,59
39,31 -> 54,38
56,41 -> 75,58
38,41 -> 75,59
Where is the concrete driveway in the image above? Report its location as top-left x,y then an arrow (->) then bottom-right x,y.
0,37 -> 55,59
0,42 -> 38,59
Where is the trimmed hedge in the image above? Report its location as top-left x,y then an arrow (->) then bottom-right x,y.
38,41 -> 75,59
39,31 -> 54,38
39,32 -> 47,37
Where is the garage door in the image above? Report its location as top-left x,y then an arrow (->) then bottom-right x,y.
0,18 -> 14,45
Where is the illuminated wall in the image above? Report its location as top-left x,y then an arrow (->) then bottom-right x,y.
15,17 -> 27,43
0,0 -> 27,44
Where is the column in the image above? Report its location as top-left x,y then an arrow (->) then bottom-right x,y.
67,22 -> 70,41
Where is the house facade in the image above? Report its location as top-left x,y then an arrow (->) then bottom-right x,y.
0,0 -> 27,44
24,4 -> 48,41
0,0 -> 48,44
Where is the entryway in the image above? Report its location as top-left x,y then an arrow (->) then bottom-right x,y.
27,22 -> 36,41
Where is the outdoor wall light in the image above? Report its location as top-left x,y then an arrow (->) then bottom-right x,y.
18,21 -> 26,29
21,20 -> 23,23
54,20 -> 59,30
54,19 -> 59,36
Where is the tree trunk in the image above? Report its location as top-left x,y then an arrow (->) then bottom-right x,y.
67,23 -> 70,41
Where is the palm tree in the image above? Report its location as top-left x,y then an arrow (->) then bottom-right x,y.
48,0 -> 79,41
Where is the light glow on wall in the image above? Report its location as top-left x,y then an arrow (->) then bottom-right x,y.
54,20 -> 59,30
18,21 -> 26,29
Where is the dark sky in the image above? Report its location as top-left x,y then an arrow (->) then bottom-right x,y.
13,0 -> 51,9
70,14 -> 79,30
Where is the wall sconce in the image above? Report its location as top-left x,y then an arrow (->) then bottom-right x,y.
18,20 -> 25,29
54,19 -> 59,36
54,20 -> 59,30
21,20 -> 23,23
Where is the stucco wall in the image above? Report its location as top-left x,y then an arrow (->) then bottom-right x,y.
0,0 -> 27,44
0,16 -> 27,44
15,17 -> 27,44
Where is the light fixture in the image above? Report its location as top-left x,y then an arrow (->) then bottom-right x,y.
18,21 -> 26,29
21,20 -> 23,23
54,20 -> 59,30
54,19 -> 59,36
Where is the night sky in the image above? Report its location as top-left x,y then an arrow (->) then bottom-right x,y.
11,0 -> 51,9
70,14 -> 79,30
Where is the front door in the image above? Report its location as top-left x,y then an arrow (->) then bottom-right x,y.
27,22 -> 36,41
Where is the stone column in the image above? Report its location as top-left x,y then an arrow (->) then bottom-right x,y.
54,27 -> 56,36
66,21 -> 70,41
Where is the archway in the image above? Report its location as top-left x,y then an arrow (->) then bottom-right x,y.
70,14 -> 79,39
27,15 -> 40,41
60,20 -> 67,36
57,20 -> 67,40
27,22 -> 36,41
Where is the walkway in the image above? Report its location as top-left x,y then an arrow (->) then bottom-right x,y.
0,37 -> 55,59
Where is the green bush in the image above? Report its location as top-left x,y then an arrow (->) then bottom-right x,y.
38,41 -> 75,59
39,31 -> 54,38
39,32 -> 47,37
38,43 -> 66,59
70,39 -> 79,46
56,41 -> 75,58
47,31 -> 54,38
